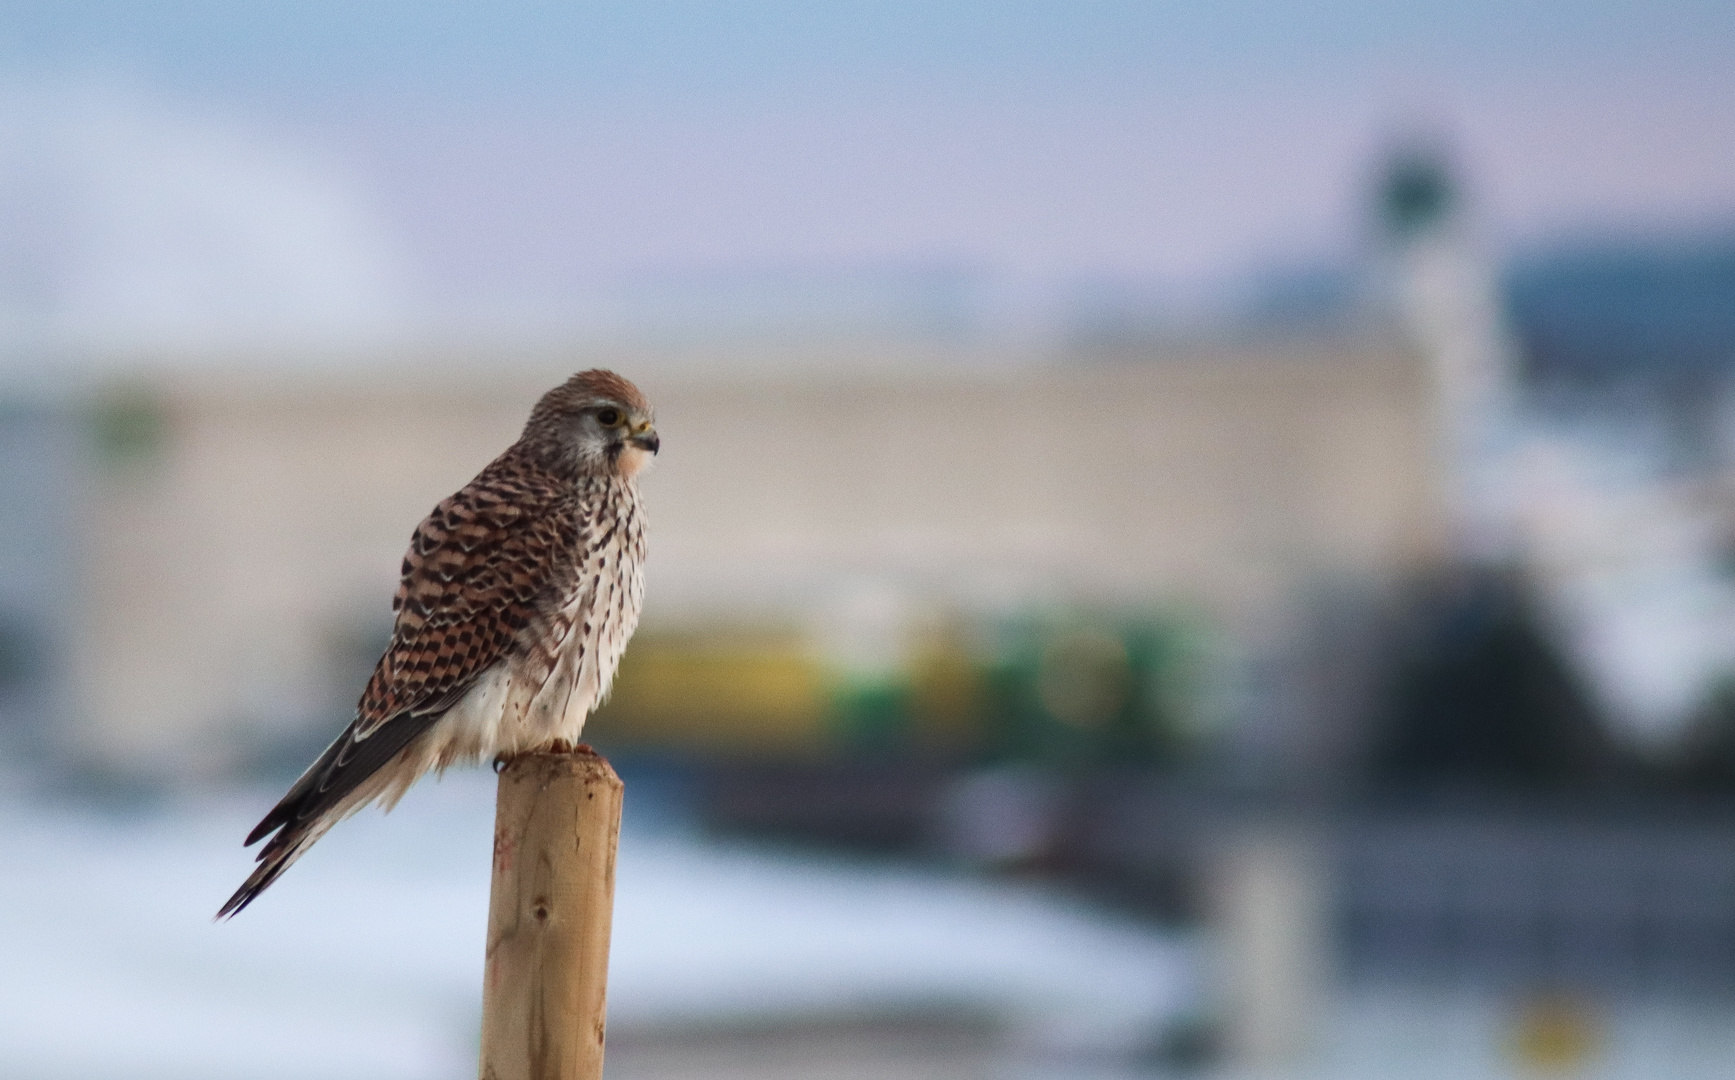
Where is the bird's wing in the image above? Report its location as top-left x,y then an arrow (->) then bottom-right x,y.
243,466 -> 577,849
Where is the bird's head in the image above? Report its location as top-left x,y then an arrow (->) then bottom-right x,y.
523,369 -> 659,479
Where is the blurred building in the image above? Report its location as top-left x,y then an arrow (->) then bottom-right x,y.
38,333 -> 1442,785
0,402 -> 82,760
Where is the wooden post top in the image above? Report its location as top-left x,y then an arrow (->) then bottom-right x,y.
481,742 -> 623,1080
495,743 -> 621,786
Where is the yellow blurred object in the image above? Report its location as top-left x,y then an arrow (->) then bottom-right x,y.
591,620 -> 1002,757
587,632 -> 831,753
906,623 -> 987,750
1505,992 -> 1602,1075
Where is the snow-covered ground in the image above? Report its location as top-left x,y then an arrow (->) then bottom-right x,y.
0,769 -> 1194,1080
11,767 -> 1735,1080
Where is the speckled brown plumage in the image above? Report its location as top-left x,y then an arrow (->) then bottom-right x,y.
220,370 -> 656,918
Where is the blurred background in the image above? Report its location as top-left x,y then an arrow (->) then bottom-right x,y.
2,2 -> 1734,1077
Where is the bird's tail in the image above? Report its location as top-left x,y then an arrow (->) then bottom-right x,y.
216,709 -> 444,919
215,817 -> 333,919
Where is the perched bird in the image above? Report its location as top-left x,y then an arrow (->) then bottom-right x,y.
219,370 -> 657,918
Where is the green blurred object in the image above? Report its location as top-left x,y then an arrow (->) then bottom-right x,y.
831,677 -> 910,752
1379,145 -> 1456,240
89,386 -> 170,470
984,612 -> 1214,768
588,610 -> 1219,767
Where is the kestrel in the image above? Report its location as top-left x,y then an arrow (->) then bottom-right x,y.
219,370 -> 657,918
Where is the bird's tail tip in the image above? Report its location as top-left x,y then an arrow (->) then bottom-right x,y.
215,863 -> 276,921
216,828 -> 311,920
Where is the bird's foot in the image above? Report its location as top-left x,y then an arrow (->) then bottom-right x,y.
542,738 -> 598,757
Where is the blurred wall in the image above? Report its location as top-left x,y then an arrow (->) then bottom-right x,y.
60,335 -> 1443,780
648,338 -> 1440,622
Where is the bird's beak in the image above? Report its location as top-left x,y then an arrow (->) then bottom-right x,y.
630,425 -> 660,455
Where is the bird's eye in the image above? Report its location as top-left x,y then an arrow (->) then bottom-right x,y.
596,408 -> 622,426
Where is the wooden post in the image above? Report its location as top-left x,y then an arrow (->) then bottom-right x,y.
479,747 -> 624,1080
1206,823 -> 1329,1070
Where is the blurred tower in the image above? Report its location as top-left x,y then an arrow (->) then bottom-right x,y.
1378,142 -> 1522,563
1374,140 -> 1735,749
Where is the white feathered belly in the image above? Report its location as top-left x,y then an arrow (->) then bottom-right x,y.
371,602 -> 638,813
440,600 -> 626,759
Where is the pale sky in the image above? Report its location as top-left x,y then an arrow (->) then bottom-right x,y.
1,1 -> 1731,347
